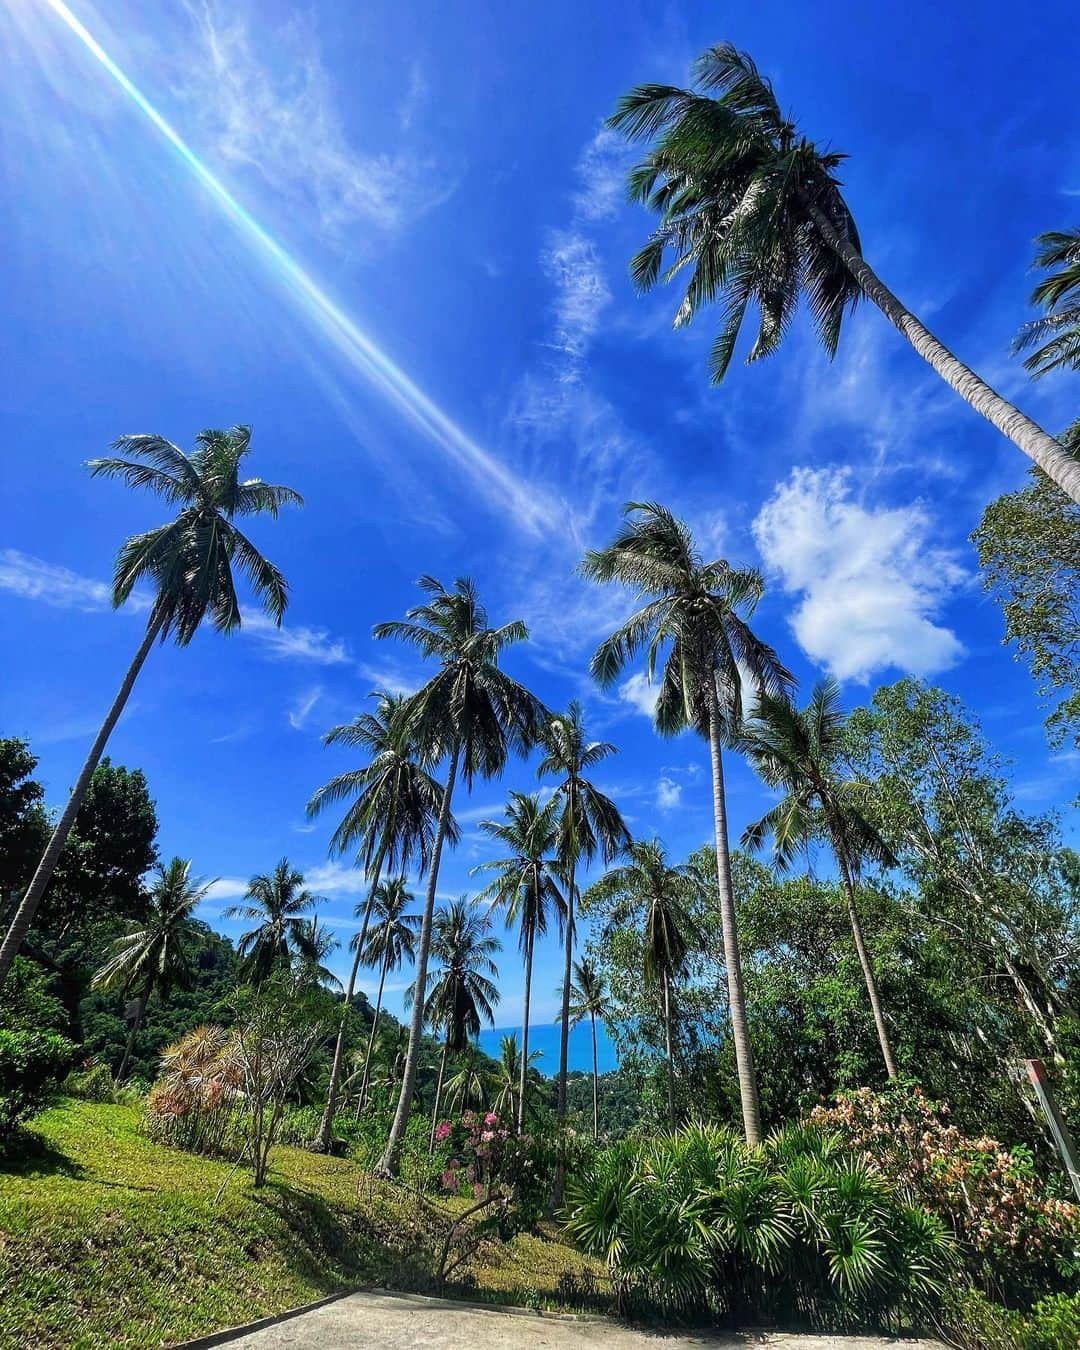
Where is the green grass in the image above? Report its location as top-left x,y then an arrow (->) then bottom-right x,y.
0,1100 -> 607,1349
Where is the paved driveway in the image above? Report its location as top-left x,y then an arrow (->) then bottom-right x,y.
217,1289 -> 940,1349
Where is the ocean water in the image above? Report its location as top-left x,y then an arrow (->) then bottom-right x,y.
478,1020 -> 618,1077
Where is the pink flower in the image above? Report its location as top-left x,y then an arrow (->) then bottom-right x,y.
435,1122 -> 452,1141
485,1111 -> 499,1125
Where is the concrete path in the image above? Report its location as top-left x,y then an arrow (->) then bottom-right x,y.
220,1289 -> 940,1349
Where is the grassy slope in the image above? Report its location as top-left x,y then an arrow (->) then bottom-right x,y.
0,1100 -> 606,1350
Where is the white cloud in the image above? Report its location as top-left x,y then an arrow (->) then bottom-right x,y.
287,686 -> 322,730
240,611 -> 351,665
303,860 -> 373,896
656,777 -> 681,811
573,127 -> 632,222
542,231 -> 611,367
205,877 -> 249,901
356,660 -> 419,696
752,467 -> 967,682
0,549 -> 145,612
619,672 -> 659,718
187,3 -> 455,237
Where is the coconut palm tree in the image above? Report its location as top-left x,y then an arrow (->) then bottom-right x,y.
566,959 -> 607,1140
585,841 -> 700,1131
373,577 -> 546,1175
356,879 -> 420,1111
445,1043 -> 489,1113
608,45 -> 1080,503
474,792 -> 565,1130
583,502 -> 792,1144
292,915 -> 342,992
1013,228 -> 1080,380
91,857 -> 212,1080
307,693 -> 451,1151
0,427 -> 301,990
537,703 -> 629,1159
419,898 -> 501,1150
740,678 -> 900,1079
226,859 -> 319,984
489,1034 -> 542,1123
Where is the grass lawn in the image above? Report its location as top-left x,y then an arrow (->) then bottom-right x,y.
0,1099 -> 608,1349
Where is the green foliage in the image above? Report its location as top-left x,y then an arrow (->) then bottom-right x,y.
563,1121 -> 955,1328
0,738 -> 48,904
0,1029 -> 73,1148
62,1062 -> 119,1104
1012,230 -> 1080,379
0,957 -> 69,1036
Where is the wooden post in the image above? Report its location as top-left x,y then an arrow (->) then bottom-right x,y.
1024,1058 -> 1080,1202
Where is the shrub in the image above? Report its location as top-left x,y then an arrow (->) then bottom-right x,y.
63,1061 -> 118,1103
562,1121 -> 956,1329
0,1027 -> 74,1148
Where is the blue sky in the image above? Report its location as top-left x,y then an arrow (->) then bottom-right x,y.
2,0 -> 1078,1040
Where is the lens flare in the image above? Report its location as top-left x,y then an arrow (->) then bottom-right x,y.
37,0 -> 557,535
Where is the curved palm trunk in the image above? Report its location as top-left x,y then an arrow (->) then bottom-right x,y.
117,985 -> 151,1082
315,844 -> 386,1151
428,1040 -> 449,1154
0,612 -> 164,990
378,745 -> 459,1177
661,969 -> 676,1132
517,924 -> 535,1133
590,1011 -> 599,1141
358,951 -> 391,1111
806,201 -> 1080,504
835,849 -> 898,1080
706,684 -> 762,1145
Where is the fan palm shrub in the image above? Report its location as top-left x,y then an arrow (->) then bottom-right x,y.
608,45 -> 1080,502
0,426 -> 301,989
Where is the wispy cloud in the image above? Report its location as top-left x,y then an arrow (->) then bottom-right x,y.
241,611 -> 350,665
656,776 -> 681,811
573,127 -> 633,223
204,877 -> 248,901
287,686 -> 323,730
619,672 -> 659,718
753,467 -> 968,682
542,230 -> 611,369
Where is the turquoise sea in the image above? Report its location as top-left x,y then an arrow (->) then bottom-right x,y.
478,1020 -> 618,1077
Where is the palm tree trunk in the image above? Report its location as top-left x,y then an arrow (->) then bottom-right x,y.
378,745 -> 459,1177
661,970 -> 676,1132
517,925 -> 534,1133
0,612 -> 165,989
806,200 -> 1080,503
359,952 -> 390,1111
590,1011 -> 599,1142
836,852 -> 899,1079
117,985 -> 150,1082
428,1040 -> 449,1155
315,844 -> 386,1151
553,862 -> 576,1206
706,683 -> 763,1145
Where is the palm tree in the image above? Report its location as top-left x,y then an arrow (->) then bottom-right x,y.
91,857 -> 211,1080
372,577 -> 546,1175
307,693 -> 450,1151
740,678 -> 900,1079
566,959 -> 606,1140
607,45 -> 1080,503
293,915 -> 342,991
474,792 -> 565,1130
1013,228 -> 1080,379
357,879 -> 420,1111
583,502 -> 792,1144
420,898 -> 501,1149
585,841 -> 699,1131
0,427 -> 301,989
226,858 -> 318,984
445,1043 -> 489,1113
537,703 -> 629,1164
490,1033 -> 542,1123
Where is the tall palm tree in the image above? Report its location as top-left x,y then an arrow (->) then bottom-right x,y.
373,577 -> 545,1175
474,792 -> 565,1130
225,858 -> 318,984
741,678 -> 900,1079
420,898 -> 501,1149
585,841 -> 699,1131
1013,228 -> 1080,379
293,914 -> 342,992
583,502 -> 793,1144
357,879 -> 420,1111
445,1043 -> 490,1113
0,427 -> 301,989
490,1033 -> 542,1123
566,959 -> 607,1140
537,703 -> 629,1162
607,45 -> 1080,503
307,693 -> 450,1150
91,857 -> 211,1080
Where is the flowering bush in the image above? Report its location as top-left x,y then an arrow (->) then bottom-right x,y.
810,1084 -> 1078,1301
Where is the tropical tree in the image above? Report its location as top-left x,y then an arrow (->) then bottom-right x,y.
565,958 -> 607,1140
356,878 -> 420,1111
585,841 -> 700,1130
292,915 -> 341,992
1012,228 -> 1080,378
225,859 -> 319,984
91,857 -> 211,1080
372,577 -> 545,1175
0,426 -> 301,989
740,679 -> 900,1079
583,502 -> 792,1144
474,792 -> 565,1130
607,45 -> 1080,502
445,1043 -> 490,1113
537,703 -> 629,1163
490,1034 -> 542,1122
420,898 -> 501,1149
307,692 -> 451,1150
